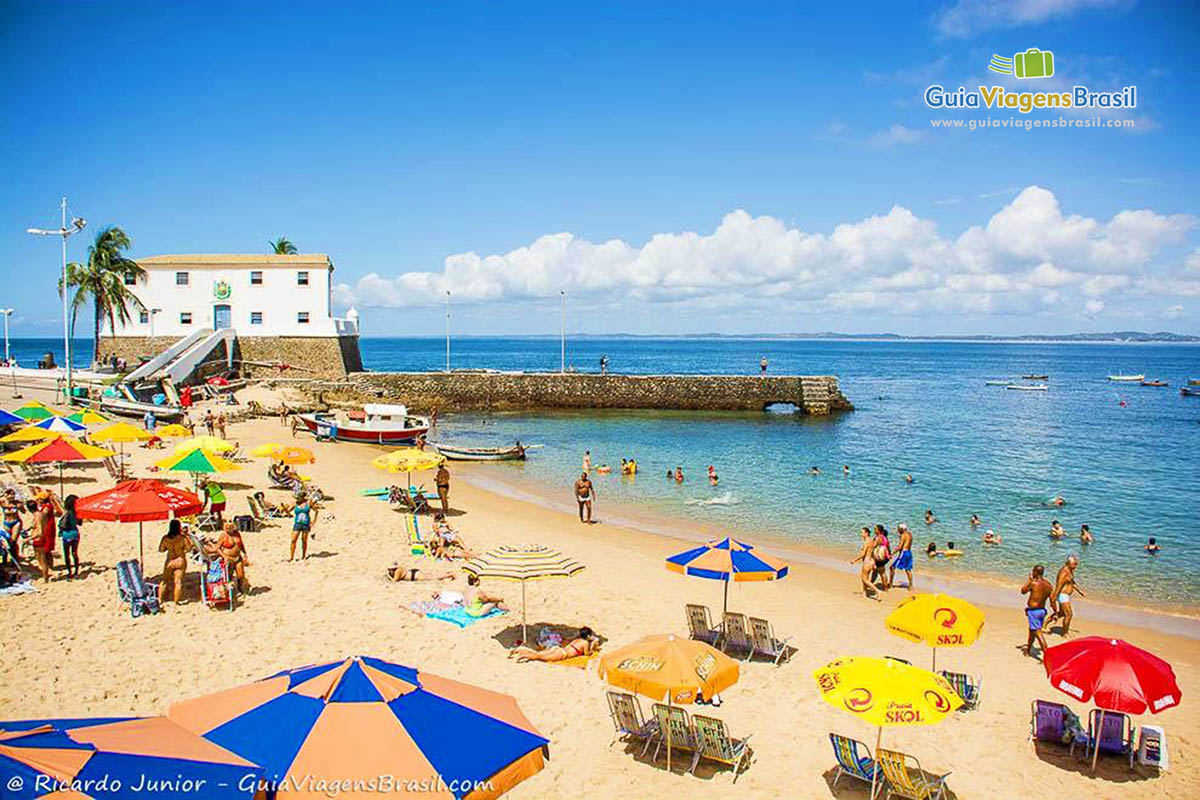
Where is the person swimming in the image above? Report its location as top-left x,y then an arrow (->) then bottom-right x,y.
970,514 -> 981,527
924,509 -> 937,525
1145,537 -> 1161,554
905,474 -> 914,484
926,541 -> 940,557
842,464 -> 850,476
982,529 -> 1002,545
1050,520 -> 1065,539
810,466 -> 820,476
707,465 -> 718,485
1079,524 -> 1093,545
943,541 -> 962,556
674,467 -> 684,483
1048,495 -> 1066,507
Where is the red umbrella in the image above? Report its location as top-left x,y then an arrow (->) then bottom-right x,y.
1044,636 -> 1182,769
76,479 -> 203,566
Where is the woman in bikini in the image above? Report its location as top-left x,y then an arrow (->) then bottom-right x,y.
509,626 -> 599,662
208,522 -> 250,593
158,519 -> 191,604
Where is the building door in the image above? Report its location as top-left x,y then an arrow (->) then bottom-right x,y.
214,304 -> 231,329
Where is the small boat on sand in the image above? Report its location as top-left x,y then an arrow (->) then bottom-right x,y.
1022,374 -> 1049,380
1141,380 -> 1169,387
984,380 -> 1009,386
297,404 -> 429,444
430,442 -> 528,461
1108,374 -> 1145,382
1007,383 -> 1048,391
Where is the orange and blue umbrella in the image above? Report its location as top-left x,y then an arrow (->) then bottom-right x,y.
168,655 -> 549,798
666,536 -> 789,616
0,716 -> 261,799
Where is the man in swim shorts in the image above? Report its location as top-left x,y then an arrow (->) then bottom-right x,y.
1020,564 -> 1053,658
889,523 -> 914,590
574,472 -> 595,523
1049,555 -> 1084,636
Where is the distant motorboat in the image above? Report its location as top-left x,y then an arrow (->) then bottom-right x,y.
1022,374 -> 1049,380
1007,383 -> 1048,391
430,442 -> 529,461
984,380 -> 1009,386
1141,380 -> 1168,387
1108,374 -> 1145,382
1182,387 -> 1200,397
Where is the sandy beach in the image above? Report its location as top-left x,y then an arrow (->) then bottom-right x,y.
2,387 -> 1196,799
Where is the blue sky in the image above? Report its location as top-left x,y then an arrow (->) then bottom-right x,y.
1,0 -> 1198,337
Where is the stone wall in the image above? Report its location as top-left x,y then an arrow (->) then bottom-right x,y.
341,372 -> 852,414
95,335 -> 363,379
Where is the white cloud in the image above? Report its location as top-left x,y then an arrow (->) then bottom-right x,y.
867,124 -> 925,149
933,0 -> 1127,38
1163,304 -> 1184,319
334,186 -> 1196,323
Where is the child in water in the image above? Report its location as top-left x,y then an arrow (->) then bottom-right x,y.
1145,537 -> 1161,554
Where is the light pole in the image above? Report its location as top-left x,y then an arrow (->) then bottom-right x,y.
0,308 -> 12,363
560,290 -> 566,374
445,291 -> 451,373
27,197 -> 86,403
149,307 -> 162,352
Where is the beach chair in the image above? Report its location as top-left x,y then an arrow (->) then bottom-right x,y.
1029,700 -> 1080,755
747,616 -> 792,665
200,556 -> 236,612
403,514 -> 426,555
1086,710 -> 1135,768
720,612 -> 754,658
828,733 -> 880,790
938,669 -> 982,710
692,714 -> 752,782
651,703 -> 701,773
606,691 -> 659,754
114,559 -> 161,617
876,748 -> 951,800
685,604 -> 722,646
103,456 -> 123,481
389,485 -> 428,514
189,509 -> 220,532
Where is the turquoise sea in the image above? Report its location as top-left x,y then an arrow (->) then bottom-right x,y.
11,336 -> 1200,609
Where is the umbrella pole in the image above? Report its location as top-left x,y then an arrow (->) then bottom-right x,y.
138,521 -> 144,568
932,646 -> 937,672
521,581 -> 527,645
722,577 -> 729,618
667,696 -> 672,772
870,727 -> 882,800
59,463 -> 64,497
1091,709 -> 1103,771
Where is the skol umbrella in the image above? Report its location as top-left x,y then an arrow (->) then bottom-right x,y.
462,545 -> 585,644
91,422 -> 153,481
885,593 -> 985,670
0,716 -> 261,799
2,437 -> 115,495
598,634 -> 740,770
174,436 -> 235,455
167,655 -> 549,798
813,657 -> 962,799
372,447 -> 444,490
76,479 -> 203,566
665,537 -> 788,618
1044,636 -> 1182,769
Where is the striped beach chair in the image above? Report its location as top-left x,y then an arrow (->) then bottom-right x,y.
685,604 -> 722,646
938,669 -> 982,709
720,612 -> 754,658
877,748 -> 951,800
693,714 -> 752,782
828,733 -> 879,790
606,691 -> 659,754
651,703 -> 701,773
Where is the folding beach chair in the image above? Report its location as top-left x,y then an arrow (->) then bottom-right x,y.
200,556 -> 236,612
876,748 -> 951,800
828,733 -> 880,790
403,514 -> 426,555
685,604 -> 722,646
1029,699 -> 1081,755
389,486 -> 428,515
114,559 -> 161,617
938,669 -> 982,710
747,616 -> 792,665
1086,709 -> 1135,768
651,703 -> 701,773
720,612 -> 754,658
606,691 -> 659,754
692,714 -> 753,782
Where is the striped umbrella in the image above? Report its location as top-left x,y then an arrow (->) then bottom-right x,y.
31,415 -> 86,434
168,655 -> 548,799
462,545 -> 585,644
0,716 -> 261,799
66,409 -> 109,425
2,437 -> 115,495
0,408 -> 25,427
666,536 -> 789,617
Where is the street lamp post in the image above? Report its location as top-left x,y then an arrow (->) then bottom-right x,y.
26,197 -> 86,403
149,307 -> 162,352
445,291 -> 451,373
560,290 -> 566,374
0,308 -> 12,364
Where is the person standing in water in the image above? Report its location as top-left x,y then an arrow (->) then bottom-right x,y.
759,356 -> 768,375
1020,564 -> 1053,659
850,527 -> 878,600
889,523 -> 914,590
574,472 -> 595,523
582,450 -> 591,472
1049,555 -> 1085,636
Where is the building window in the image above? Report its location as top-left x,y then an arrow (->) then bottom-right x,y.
297,271 -> 309,286
297,311 -> 310,324
250,270 -> 263,286
180,312 -> 193,324
124,273 -> 137,286
139,310 -> 149,324
250,311 -> 263,325
175,271 -> 189,286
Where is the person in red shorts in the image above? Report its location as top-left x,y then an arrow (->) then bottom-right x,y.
30,492 -> 61,582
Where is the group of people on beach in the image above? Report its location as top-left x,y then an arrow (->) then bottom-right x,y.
0,489 -> 80,582
1020,555 -> 1086,659
849,523 -> 915,599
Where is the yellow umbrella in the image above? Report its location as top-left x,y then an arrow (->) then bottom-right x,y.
813,657 -> 962,799
599,634 -> 740,770
0,426 -> 62,443
2,436 -> 116,495
67,409 -> 109,425
372,447 -> 444,489
174,436 -> 235,455
252,443 -> 315,464
156,423 -> 191,438
155,450 -> 240,473
251,442 -> 287,457
885,593 -> 985,670
92,422 -> 154,481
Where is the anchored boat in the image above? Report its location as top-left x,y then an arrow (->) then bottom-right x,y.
431,442 -> 529,461
297,404 -> 429,444
1108,374 -> 1145,382
1022,374 -> 1049,380
1141,380 -> 1169,387
1007,383 -> 1048,391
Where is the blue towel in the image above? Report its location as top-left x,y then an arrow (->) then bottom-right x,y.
426,605 -> 506,628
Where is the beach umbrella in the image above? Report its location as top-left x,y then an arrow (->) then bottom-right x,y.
2,437 -> 115,496
0,426 -> 61,444
665,537 -> 788,618
885,593 -> 985,670
462,544 -> 585,645
174,435 -> 235,455
11,401 -> 57,422
0,716 -> 261,799
167,655 -> 549,798
67,409 -> 109,425
598,634 -> 740,770
91,422 -> 154,481
1044,637 -> 1181,770
156,423 -> 191,438
813,656 -> 962,799
372,447 -> 445,490
252,443 -> 315,464
155,449 -> 240,493
76,479 -> 203,566
0,408 -> 25,427
32,415 -> 87,434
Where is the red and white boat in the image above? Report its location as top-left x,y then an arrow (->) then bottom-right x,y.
297,404 -> 429,445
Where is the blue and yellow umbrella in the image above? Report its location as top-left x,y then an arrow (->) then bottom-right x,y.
168,655 -> 549,799
666,536 -> 789,616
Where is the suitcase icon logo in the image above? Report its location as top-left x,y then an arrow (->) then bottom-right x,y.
989,48 -> 1055,79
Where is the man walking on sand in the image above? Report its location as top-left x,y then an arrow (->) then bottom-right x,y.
889,523 -> 914,590
435,463 -> 451,514
1049,555 -> 1085,636
1020,564 -> 1053,659
574,472 -> 595,523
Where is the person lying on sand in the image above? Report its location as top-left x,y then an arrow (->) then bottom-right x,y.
429,513 -> 476,559
509,626 -> 599,662
386,562 -> 457,582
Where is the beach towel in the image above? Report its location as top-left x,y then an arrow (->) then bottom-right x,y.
0,579 -> 36,597
426,605 -> 506,628
407,599 -> 454,617
359,487 -> 390,497
549,655 -> 595,669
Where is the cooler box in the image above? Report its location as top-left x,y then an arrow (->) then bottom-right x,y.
1137,724 -> 1168,770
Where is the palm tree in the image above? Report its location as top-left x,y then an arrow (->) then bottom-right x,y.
61,226 -> 146,364
270,237 -> 298,255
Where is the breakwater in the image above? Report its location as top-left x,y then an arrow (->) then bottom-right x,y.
342,371 -> 852,414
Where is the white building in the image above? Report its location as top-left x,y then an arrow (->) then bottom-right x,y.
105,253 -> 359,339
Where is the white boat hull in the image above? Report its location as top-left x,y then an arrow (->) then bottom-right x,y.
1007,384 -> 1048,391
1108,375 -> 1145,382
431,443 -> 526,461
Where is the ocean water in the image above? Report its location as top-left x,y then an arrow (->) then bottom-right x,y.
11,336 -> 1200,608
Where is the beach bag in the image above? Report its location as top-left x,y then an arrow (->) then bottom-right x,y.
872,544 -> 889,562
234,514 -> 254,532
